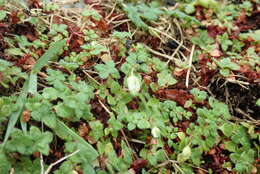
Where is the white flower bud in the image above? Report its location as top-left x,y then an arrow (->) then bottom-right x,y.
182,145 -> 191,158
127,74 -> 141,95
152,127 -> 161,138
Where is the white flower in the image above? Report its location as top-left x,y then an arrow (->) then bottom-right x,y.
127,74 -> 141,95
151,127 -> 161,138
182,145 -> 191,158
177,145 -> 191,162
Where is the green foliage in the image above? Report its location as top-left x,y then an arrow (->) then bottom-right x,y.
82,8 -> 102,21
49,24 -> 68,37
0,10 -> 7,20
216,58 -> 240,76
190,88 -> 207,102
218,33 -> 232,51
167,9 -> 200,25
5,126 -> 53,155
123,2 -> 164,29
157,70 -> 177,87
0,60 -> 26,88
191,30 -> 214,51
0,0 -> 258,173
256,99 -> 260,106
95,60 -> 120,79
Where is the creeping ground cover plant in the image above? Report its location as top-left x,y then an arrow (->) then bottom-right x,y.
0,0 -> 259,174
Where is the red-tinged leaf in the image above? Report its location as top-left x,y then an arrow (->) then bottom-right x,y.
210,47 -> 222,57
207,25 -> 226,38
174,69 -> 186,77
236,10 -> 247,24
35,49 -> 44,56
195,6 -> 205,21
78,123 -> 89,138
13,22 -> 37,41
52,16 -> 63,24
84,0 -> 95,4
95,18 -> 109,32
10,11 -> 20,24
28,0 -> 42,8
164,89 -> 192,106
0,23 -> 9,33
21,109 -> 30,122
131,158 -> 148,172
164,144 -> 174,155
14,54 -> 31,67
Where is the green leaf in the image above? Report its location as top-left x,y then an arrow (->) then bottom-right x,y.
190,88 -> 207,102
3,81 -> 29,146
112,31 -> 131,39
5,126 -> 53,155
55,120 -> 99,162
191,30 -> 214,51
219,68 -> 230,77
239,30 -> 260,42
137,119 -> 150,129
95,60 -> 120,79
168,9 -> 200,25
256,99 -> 260,106
224,141 -> 237,152
0,152 -> 11,174
42,87 -> 59,100
89,120 -> 104,142
220,123 -> 234,137
5,48 -> 25,56
32,39 -> 66,73
123,2 -> 163,29
82,9 -> 101,21
55,103 -> 74,118
177,145 -> 191,162
0,10 -> 7,21
157,70 -> 177,87
218,33 -> 233,51
28,73 -> 37,94
216,58 -> 240,70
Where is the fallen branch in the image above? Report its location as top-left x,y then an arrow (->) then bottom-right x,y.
44,150 -> 80,174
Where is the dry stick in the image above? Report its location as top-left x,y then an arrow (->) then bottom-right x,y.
44,150 -> 80,174
185,44 -> 195,88
167,19 -> 184,64
127,138 -> 146,144
83,70 -> 101,86
9,168 -> 14,174
97,99 -> 138,159
144,44 -> 175,60
40,154 -> 44,174
111,19 -> 131,29
162,150 -> 185,174
235,108 -> 256,122
105,2 -> 117,20
148,26 -> 190,52
107,14 -> 125,24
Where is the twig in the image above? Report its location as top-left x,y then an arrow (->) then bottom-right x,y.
97,99 -> 138,159
185,45 -> 195,88
235,108 -> 256,122
40,153 -> 44,174
83,70 -> 101,86
9,168 -> 14,174
144,44 -> 178,62
167,19 -> 184,64
127,138 -> 146,144
44,150 -> 80,174
98,99 -> 112,114
148,26 -> 190,51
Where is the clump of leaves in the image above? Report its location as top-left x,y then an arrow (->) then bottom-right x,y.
0,60 -> 27,88
123,1 -> 164,29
